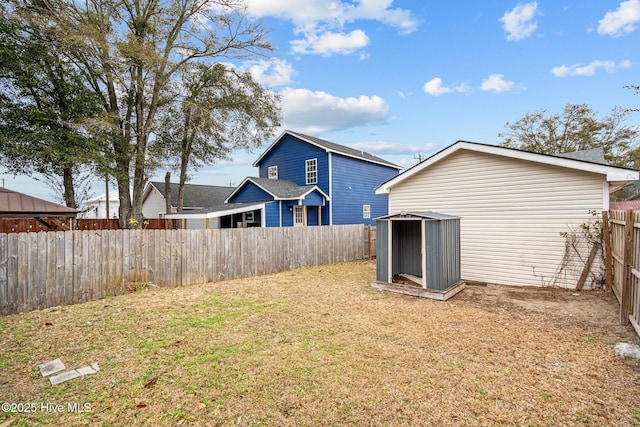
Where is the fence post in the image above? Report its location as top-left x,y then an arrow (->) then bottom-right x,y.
602,211 -> 613,293
620,209 -> 634,325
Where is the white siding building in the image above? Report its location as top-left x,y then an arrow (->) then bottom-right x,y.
376,141 -> 638,289
82,189 -> 120,218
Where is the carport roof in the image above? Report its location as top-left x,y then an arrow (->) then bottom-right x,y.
0,187 -> 78,218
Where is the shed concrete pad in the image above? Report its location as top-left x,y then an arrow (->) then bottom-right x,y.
371,280 -> 465,301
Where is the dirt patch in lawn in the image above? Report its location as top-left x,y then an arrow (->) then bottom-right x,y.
1,260 -> 639,427
456,283 -> 639,344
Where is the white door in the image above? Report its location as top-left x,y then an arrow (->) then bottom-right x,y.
293,206 -> 305,226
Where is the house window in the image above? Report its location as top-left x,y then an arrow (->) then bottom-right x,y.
293,206 -> 305,226
245,211 -> 254,222
363,204 -> 371,219
306,159 -> 317,184
268,166 -> 278,179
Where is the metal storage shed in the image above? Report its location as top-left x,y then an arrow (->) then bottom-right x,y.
373,212 -> 464,300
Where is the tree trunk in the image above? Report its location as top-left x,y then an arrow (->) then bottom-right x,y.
177,108 -> 193,213
164,171 -> 172,215
177,146 -> 189,213
62,167 -> 77,208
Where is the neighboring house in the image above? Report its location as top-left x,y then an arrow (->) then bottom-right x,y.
82,189 -> 120,219
142,182 -> 236,228
375,141 -> 639,289
0,187 -> 78,231
610,200 -> 640,211
166,130 -> 402,228
225,177 -> 330,227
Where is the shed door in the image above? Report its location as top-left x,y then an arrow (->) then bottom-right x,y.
392,220 -> 422,277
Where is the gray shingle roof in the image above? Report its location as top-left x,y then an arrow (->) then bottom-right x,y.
286,131 -> 400,168
558,148 -> 608,165
243,177 -> 319,199
148,182 -> 235,208
254,130 -> 401,169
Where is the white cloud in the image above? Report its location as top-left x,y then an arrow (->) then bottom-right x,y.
280,87 -> 390,134
247,0 -> 420,33
500,2 -> 539,41
240,58 -> 296,87
347,141 -> 437,156
551,60 -> 632,77
598,0 -> 640,36
423,78 -> 454,96
480,74 -> 518,93
290,29 -> 370,56
247,0 -> 420,56
423,78 -> 471,96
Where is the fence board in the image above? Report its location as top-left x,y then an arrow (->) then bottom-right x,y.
0,234 -> 7,315
6,234 -> 17,314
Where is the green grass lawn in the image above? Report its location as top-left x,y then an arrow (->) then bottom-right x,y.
1,260 -> 639,426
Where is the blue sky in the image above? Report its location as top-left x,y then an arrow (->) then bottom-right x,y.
5,0 -> 640,202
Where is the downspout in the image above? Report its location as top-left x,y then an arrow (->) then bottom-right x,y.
328,152 -> 333,225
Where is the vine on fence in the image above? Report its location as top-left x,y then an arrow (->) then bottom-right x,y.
538,210 -> 606,289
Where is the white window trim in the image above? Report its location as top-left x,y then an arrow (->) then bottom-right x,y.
363,204 -> 371,219
306,158 -> 317,185
268,165 -> 278,179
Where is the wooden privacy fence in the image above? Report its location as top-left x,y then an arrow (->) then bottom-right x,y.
0,225 -> 366,315
607,210 -> 640,334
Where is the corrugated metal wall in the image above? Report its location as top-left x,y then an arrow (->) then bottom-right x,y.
424,218 -> 460,291
376,219 -> 388,282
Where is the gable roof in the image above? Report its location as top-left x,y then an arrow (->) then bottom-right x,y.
376,140 -> 639,194
0,187 -> 78,218
253,130 -> 401,169
146,182 -> 235,208
226,177 -> 330,203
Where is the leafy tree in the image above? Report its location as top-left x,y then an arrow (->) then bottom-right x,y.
0,2 -> 104,207
45,0 -> 276,227
499,103 -> 639,168
153,62 -> 281,212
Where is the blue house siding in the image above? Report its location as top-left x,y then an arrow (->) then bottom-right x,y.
264,202 -> 281,227
280,202 -> 294,227
307,206 -> 320,226
331,154 -> 398,226
228,182 -> 272,203
257,134 -> 330,192
300,190 -> 325,206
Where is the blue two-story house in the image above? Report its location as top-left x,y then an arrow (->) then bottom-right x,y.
226,130 -> 401,227
163,130 -> 401,228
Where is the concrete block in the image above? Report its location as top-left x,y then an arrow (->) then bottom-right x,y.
39,358 -> 66,377
49,370 -> 81,385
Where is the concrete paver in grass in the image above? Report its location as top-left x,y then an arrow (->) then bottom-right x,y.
39,359 -> 100,385
38,358 -> 66,377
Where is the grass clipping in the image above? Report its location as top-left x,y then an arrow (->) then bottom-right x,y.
1,260 -> 639,426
